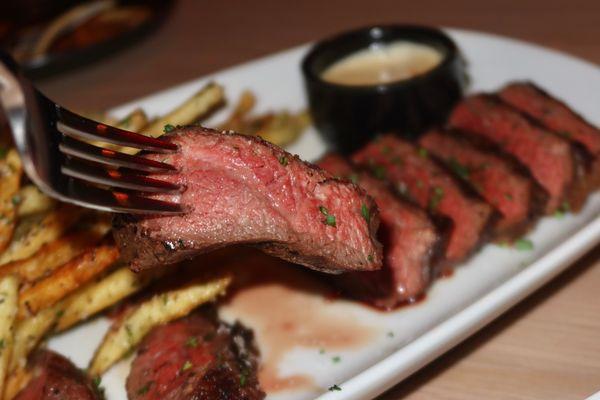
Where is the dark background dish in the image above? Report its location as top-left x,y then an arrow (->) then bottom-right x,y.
301,25 -> 467,154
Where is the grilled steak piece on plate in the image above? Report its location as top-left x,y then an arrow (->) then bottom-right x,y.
499,81 -> 600,192
126,311 -> 264,400
14,350 -> 101,400
449,94 -> 584,212
353,135 -> 494,265
317,153 -> 441,308
113,127 -> 382,273
419,129 -> 545,239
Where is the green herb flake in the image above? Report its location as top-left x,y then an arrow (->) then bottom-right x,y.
11,195 -> 21,206
418,148 -> 429,158
325,214 -> 336,227
361,204 -> 370,223
55,309 -> 65,318
381,145 -> 392,154
514,238 -> 534,251
367,254 -> 374,262
163,124 -> 175,133
332,356 -> 341,363
137,381 -> 152,395
92,376 -> 102,389
239,369 -> 249,387
319,206 -> 329,216
429,187 -> 445,211
559,130 -> 572,138
371,164 -> 386,180
185,336 -> 198,348
348,173 -> 359,184
328,384 -> 342,391
504,193 -> 513,201
449,158 -> 470,180
0,339 -> 4,350
278,156 -> 288,166
387,331 -> 394,338
181,360 -> 193,372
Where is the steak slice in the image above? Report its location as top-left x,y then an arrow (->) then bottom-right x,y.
113,127 -> 382,273
499,81 -> 600,195
449,94 -> 580,213
14,350 -> 101,400
317,153 -> 440,308
353,135 -> 494,265
126,311 -> 264,400
419,129 -> 544,239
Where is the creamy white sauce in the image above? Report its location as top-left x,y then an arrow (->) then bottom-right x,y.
321,41 -> 443,86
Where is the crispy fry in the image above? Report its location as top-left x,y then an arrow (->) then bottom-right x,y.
15,185 -> 55,218
219,90 -> 257,132
0,229 -> 107,284
88,275 -> 231,376
56,267 -> 158,332
116,108 -> 148,132
3,367 -> 31,400
18,243 -> 120,318
255,110 -> 311,147
142,82 -> 225,138
0,149 -> 23,253
9,305 -> 60,373
0,275 -> 19,398
0,206 -> 84,266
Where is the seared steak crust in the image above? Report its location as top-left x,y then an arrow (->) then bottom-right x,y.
14,351 -> 101,400
126,311 -> 264,400
353,135 -> 494,265
318,153 -> 441,308
114,127 -> 382,273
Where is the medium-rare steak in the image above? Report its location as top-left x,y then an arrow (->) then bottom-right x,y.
317,153 -> 440,308
14,350 -> 101,400
419,129 -> 544,239
449,94 -> 581,212
499,81 -> 600,195
113,127 -> 382,273
126,311 -> 264,400
352,135 -> 494,265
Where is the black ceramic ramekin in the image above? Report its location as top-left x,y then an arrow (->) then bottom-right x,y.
301,25 -> 467,154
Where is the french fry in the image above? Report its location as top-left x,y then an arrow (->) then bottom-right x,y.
88,275 -> 231,376
56,267 -> 158,332
0,276 -> 19,398
18,243 -> 120,318
219,90 -> 257,132
0,229 -> 107,283
0,149 -> 23,253
3,367 -> 31,400
0,206 -> 84,266
255,110 -> 311,147
142,82 -> 225,138
9,305 -> 61,373
15,185 -> 55,218
116,108 -> 148,132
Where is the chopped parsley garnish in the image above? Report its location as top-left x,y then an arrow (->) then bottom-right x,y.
371,164 -> 386,180
125,324 -> 134,343
11,195 -> 21,206
504,193 -> 513,201
448,158 -> 470,180
387,331 -> 394,338
429,187 -> 444,211
278,156 -> 288,166
348,173 -> 359,184
137,382 -> 152,395
361,204 -> 370,223
418,148 -> 429,158
332,356 -> 341,363
328,384 -> 342,391
560,201 -> 571,212
367,254 -> 374,262
92,376 -> 102,389
163,124 -> 175,133
319,206 -> 337,227
55,309 -> 65,318
514,238 -> 534,251
185,336 -> 198,348
239,368 -> 249,386
181,360 -> 193,372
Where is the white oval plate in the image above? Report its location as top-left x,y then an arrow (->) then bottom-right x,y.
48,28 -> 600,400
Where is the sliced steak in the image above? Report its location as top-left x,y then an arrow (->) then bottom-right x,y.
317,153 -> 440,308
353,135 -> 494,265
14,350 -> 101,400
499,81 -> 600,195
126,311 -> 264,400
449,94 -> 580,212
114,127 -> 382,273
419,129 -> 544,239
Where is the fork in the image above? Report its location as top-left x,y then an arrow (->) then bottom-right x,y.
0,51 -> 184,214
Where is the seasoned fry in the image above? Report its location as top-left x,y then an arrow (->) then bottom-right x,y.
0,276 -> 19,398
0,149 -> 23,253
142,82 -> 225,138
88,275 -> 231,376
0,206 -> 84,266
15,185 -> 55,218
255,110 -> 311,146
56,267 -> 158,332
0,229 -> 107,283
3,367 -> 31,400
18,243 -> 120,318
116,108 -> 148,132
219,90 -> 257,132
9,305 -> 61,373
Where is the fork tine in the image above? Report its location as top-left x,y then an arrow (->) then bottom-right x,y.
57,107 -> 177,153
64,180 -> 185,214
59,136 -> 177,173
61,160 -> 183,194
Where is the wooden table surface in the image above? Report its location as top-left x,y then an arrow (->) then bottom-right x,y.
38,1 -> 600,399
